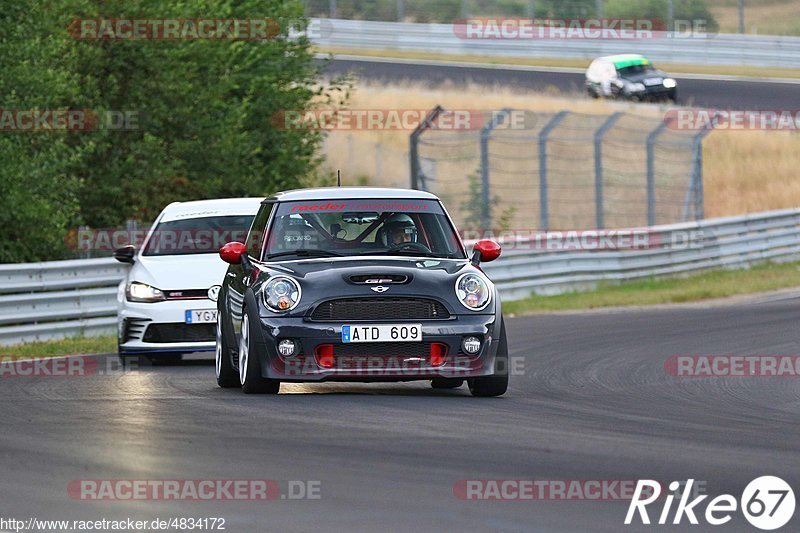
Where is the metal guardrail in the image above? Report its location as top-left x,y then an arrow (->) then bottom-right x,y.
480,208 -> 800,301
310,18 -> 800,68
0,258 -> 127,346
2,208 -> 800,345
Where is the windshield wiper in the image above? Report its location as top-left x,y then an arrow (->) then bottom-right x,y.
266,250 -> 343,260
356,250 -> 455,259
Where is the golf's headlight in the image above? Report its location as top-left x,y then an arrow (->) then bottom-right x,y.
126,282 -> 166,303
455,273 -> 491,311
663,78 -> 677,89
263,276 -> 301,312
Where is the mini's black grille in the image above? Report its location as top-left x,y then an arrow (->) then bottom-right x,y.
332,342 -> 433,358
122,318 -> 151,343
309,298 -> 450,321
143,323 -> 215,343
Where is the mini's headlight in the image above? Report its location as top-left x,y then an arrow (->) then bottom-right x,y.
663,78 -> 677,89
126,282 -> 166,303
263,276 -> 301,312
455,273 -> 491,311
631,82 -> 646,92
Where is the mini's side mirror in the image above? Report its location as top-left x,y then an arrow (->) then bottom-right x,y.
113,245 -> 136,264
471,240 -> 501,265
219,241 -> 247,264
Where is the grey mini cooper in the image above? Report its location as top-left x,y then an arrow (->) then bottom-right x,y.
215,187 -> 508,397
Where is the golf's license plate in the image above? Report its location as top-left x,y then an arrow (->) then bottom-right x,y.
342,324 -> 422,343
185,309 -> 217,324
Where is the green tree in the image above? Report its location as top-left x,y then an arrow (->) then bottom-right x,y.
0,0 -> 346,262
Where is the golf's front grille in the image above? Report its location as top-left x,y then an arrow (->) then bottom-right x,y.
143,323 -> 215,343
164,288 -> 210,300
309,298 -> 449,321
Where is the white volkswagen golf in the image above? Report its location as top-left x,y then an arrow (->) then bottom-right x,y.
114,198 -> 262,363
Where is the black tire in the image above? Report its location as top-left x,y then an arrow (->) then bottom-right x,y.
239,308 -> 280,394
215,314 -> 240,388
586,86 -> 599,99
431,378 -> 464,389
468,320 -> 509,398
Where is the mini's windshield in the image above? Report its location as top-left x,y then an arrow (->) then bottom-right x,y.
143,215 -> 255,256
617,63 -> 656,76
264,199 -> 465,260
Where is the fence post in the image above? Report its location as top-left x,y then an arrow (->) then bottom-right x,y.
690,125 -> 714,220
538,111 -> 569,231
593,112 -> 624,229
329,0 -> 337,18
409,106 -> 444,191
397,0 -> 405,21
646,121 -> 669,226
479,108 -> 513,231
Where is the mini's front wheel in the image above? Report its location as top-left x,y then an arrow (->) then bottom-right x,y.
239,309 -> 280,394
468,320 -> 509,397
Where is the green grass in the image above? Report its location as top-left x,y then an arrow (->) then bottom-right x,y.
0,335 -> 116,359
503,261 -> 800,314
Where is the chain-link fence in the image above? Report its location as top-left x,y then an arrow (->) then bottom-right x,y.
409,108 -> 711,231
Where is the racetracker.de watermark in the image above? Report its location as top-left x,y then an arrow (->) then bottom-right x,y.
67,228 -> 253,253
272,109 -> 536,131
462,229 -> 704,252
452,18 -> 712,40
665,355 -> 800,377
69,18 -> 281,40
0,109 -> 138,132
68,479 -> 321,500
0,355 -> 132,378
666,109 -> 800,131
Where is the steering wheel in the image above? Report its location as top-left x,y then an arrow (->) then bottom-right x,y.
390,241 -> 431,253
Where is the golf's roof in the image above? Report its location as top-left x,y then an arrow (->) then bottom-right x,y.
600,54 -> 651,69
159,197 -> 262,222
269,187 -> 439,202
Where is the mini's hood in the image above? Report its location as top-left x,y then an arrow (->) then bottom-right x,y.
255,257 -> 494,315
265,257 -> 470,279
128,253 -> 229,290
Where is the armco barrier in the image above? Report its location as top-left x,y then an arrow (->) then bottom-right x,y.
2,208 -> 800,345
309,18 -> 800,68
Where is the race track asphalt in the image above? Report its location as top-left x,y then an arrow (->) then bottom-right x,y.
3,292 -> 800,532
320,56 -> 800,110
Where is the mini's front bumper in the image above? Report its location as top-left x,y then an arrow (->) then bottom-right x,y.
250,314 -> 502,382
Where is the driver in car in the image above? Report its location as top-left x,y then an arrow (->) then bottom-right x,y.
385,214 -> 418,246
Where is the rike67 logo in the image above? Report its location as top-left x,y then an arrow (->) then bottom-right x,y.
625,477 -> 795,530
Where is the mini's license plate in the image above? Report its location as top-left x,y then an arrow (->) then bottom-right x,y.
185,309 -> 217,324
342,324 -> 422,343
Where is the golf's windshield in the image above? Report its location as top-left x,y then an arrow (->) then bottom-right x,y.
264,199 -> 465,259
143,214 -> 255,256
617,63 -> 656,76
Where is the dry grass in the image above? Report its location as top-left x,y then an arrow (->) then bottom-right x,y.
710,0 -> 800,35
321,82 -> 800,225
704,130 -> 800,217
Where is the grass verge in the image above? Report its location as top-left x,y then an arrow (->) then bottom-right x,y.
318,47 -> 800,80
0,335 -> 116,359
503,261 -> 800,314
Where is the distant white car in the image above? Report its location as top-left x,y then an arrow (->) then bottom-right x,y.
114,198 -> 262,363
